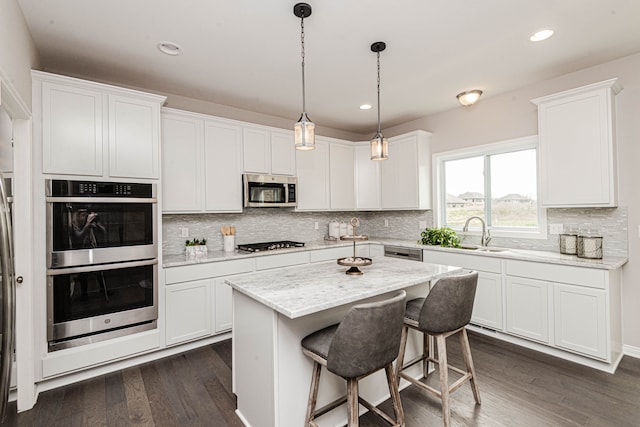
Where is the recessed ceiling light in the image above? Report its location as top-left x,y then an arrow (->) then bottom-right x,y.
157,41 -> 183,56
360,104 -> 372,110
530,29 -> 554,42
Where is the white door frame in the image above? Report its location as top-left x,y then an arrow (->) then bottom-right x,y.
1,72 -> 37,411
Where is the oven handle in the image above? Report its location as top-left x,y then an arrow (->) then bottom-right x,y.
47,258 -> 158,276
45,197 -> 157,204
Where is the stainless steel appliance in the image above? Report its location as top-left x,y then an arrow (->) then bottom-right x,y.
237,241 -> 305,253
384,245 -> 424,262
243,174 -> 297,208
46,180 -> 158,351
0,172 -> 15,421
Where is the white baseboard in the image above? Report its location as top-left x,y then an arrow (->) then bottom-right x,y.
623,344 -> 640,359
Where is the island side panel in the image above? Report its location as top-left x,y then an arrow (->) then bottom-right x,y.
275,284 -> 430,427
233,291 -> 277,427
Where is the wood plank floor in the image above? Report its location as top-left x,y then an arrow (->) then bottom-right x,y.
2,332 -> 639,426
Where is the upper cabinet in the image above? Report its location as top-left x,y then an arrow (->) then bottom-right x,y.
531,79 -> 620,207
380,130 -> 431,210
354,143 -> 380,210
329,141 -> 355,211
33,71 -> 165,179
243,125 -> 295,176
162,108 -> 243,213
295,138 -> 330,211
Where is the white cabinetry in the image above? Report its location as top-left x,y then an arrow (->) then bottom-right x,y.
505,276 -> 550,343
354,143 -> 380,210
165,279 -> 212,346
33,71 -> 165,179
329,142 -> 355,210
381,131 -> 431,210
295,138 -> 330,211
161,108 -> 243,213
213,278 -> 234,333
531,79 -> 620,207
243,126 -> 295,176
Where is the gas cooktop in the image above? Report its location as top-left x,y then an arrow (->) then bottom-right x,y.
237,241 -> 305,253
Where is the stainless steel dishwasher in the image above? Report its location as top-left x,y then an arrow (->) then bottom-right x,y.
384,245 -> 423,262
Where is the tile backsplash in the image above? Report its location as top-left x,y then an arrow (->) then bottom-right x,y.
163,207 -> 627,258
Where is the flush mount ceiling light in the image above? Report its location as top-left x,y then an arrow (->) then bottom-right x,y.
370,41 -> 388,161
530,29 -> 554,42
157,41 -> 183,56
360,104 -> 372,110
456,90 -> 483,106
293,3 -> 315,150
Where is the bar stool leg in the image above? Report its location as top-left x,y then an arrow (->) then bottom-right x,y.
395,325 -> 409,385
423,333 -> 430,379
459,328 -> 481,405
305,361 -> 322,426
346,378 -> 360,427
436,334 -> 451,427
385,363 -> 405,426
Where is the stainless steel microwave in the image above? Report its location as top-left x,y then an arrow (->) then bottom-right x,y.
243,174 -> 297,207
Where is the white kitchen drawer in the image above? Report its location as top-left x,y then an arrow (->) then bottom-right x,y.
309,246 -> 353,263
165,258 -> 254,284
505,260 -> 606,289
255,251 -> 310,270
422,250 -> 502,273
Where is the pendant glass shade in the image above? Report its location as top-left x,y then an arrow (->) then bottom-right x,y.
295,112 -> 315,150
370,132 -> 388,161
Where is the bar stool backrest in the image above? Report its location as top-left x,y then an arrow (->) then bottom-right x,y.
327,290 -> 407,378
419,271 -> 478,334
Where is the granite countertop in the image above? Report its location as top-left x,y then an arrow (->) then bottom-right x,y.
163,237 -> 627,270
225,256 -> 462,319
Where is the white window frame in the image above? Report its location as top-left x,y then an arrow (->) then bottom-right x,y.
432,135 -> 547,240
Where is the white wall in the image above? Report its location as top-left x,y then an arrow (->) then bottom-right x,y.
386,52 -> 640,350
0,0 -> 39,110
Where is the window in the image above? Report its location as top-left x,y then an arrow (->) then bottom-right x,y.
435,136 -> 545,238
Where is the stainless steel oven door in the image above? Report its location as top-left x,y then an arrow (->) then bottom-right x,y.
46,196 -> 157,268
47,258 -> 158,345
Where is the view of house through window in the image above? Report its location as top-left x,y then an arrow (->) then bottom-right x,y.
442,142 -> 539,232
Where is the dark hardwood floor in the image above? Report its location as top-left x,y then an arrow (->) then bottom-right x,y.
2,332 -> 639,426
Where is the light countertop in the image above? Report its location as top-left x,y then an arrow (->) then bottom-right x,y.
225,256 -> 462,319
163,237 -> 627,270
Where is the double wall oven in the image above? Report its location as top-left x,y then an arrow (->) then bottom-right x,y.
46,180 -> 158,351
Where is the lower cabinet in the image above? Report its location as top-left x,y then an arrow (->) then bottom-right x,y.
505,276 -> 550,343
213,278 -> 233,333
472,271 -> 503,330
165,280 -> 212,346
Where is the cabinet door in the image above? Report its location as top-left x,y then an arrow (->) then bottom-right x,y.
295,138 -> 330,211
243,126 -> 270,174
161,113 -> 203,212
380,132 -> 431,209
204,120 -> 243,212
471,271 -> 504,330
329,143 -> 355,210
534,80 -> 617,207
213,278 -> 233,333
165,280 -> 212,346
354,144 -> 380,210
554,283 -> 607,359
270,131 -> 296,175
505,276 -> 550,343
41,82 -> 103,176
108,95 -> 160,179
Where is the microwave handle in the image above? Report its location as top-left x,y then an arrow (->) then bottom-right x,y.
47,258 -> 157,276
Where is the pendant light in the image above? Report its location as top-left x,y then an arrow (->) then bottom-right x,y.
370,41 -> 388,160
293,3 -> 315,150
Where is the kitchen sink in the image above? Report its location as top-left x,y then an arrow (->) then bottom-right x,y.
459,244 -> 508,253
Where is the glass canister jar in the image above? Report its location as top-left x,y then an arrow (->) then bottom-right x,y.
577,229 -> 603,259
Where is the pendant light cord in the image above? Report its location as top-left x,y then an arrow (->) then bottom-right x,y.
376,50 -> 381,135
300,15 -> 306,114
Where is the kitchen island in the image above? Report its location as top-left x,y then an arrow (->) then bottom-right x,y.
226,256 -> 462,427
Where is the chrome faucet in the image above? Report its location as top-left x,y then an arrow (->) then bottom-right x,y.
462,216 -> 492,247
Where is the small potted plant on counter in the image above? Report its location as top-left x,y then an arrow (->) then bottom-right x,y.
185,237 -> 208,257
418,227 -> 461,248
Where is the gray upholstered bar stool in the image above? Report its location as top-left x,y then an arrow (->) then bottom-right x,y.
301,290 -> 407,427
395,271 -> 481,427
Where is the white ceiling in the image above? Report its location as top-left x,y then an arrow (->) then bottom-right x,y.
17,0 -> 640,135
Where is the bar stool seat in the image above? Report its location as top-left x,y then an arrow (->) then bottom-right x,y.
396,271 -> 481,427
301,290 -> 407,427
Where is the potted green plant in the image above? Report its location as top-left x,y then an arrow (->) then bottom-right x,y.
418,227 -> 461,248
185,237 -> 208,257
